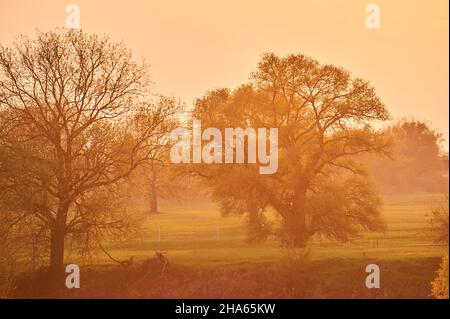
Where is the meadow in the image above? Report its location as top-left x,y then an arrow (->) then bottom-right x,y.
14,194 -> 446,298
100,194 -> 444,265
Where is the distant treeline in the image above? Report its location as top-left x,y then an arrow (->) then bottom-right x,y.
363,120 -> 449,194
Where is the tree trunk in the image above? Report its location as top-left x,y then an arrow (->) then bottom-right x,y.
49,203 -> 68,285
49,226 -> 65,273
149,162 -> 158,214
150,181 -> 158,214
283,212 -> 308,247
283,179 -> 309,247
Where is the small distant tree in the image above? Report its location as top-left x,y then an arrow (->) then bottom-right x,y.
127,106 -> 185,215
146,160 -> 185,214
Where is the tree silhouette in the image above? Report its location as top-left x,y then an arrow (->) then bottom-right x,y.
191,53 -> 390,247
0,29 -> 179,279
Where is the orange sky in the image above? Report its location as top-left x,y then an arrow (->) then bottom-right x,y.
1,0 -> 448,150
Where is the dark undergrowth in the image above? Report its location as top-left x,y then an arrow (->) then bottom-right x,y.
10,257 -> 440,299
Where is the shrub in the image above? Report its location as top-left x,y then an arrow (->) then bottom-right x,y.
431,254 -> 449,299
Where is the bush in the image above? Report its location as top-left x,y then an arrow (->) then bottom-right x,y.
431,254 -> 449,299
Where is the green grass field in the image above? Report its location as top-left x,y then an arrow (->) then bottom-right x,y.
96,194 -> 445,266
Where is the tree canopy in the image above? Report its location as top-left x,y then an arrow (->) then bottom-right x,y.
190,53 -> 390,246
0,29 -> 180,277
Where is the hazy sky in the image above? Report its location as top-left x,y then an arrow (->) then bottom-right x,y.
1,0 -> 448,149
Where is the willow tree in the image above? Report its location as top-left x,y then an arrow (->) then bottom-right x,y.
191,53 -> 390,247
0,30 -> 179,277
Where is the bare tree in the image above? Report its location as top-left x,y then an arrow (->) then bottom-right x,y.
0,29 -> 179,279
